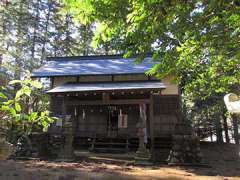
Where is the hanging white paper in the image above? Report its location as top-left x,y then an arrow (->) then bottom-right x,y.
118,114 -> 128,128
74,107 -> 77,116
82,109 -> 86,119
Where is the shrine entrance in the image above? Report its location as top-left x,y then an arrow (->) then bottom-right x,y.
107,107 -> 118,137
54,89 -> 157,162
107,106 -> 129,138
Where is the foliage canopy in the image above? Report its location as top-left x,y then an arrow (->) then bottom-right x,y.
63,0 -> 240,99
0,77 -> 55,140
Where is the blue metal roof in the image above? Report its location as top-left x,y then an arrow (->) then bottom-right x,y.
47,81 -> 165,93
32,55 -> 155,77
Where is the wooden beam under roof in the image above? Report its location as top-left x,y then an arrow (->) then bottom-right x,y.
66,99 -> 150,106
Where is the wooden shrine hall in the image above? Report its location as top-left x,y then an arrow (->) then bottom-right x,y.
32,55 -> 181,161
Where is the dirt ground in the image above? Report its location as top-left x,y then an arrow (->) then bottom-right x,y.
0,142 -> 239,180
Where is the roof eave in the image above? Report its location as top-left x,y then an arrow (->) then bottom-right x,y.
31,72 -> 148,78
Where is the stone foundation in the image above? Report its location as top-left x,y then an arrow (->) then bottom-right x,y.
58,115 -> 74,161
168,134 -> 202,164
47,135 -> 64,158
0,137 -> 15,160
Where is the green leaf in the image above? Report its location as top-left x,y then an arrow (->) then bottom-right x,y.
31,81 -> 42,89
22,114 -> 29,120
15,103 -> 21,112
15,114 -> 21,122
40,111 -> 46,117
29,112 -> 38,121
9,108 -> 16,117
0,105 -> 10,111
0,92 -> 7,99
3,100 -> 14,106
23,87 -> 31,97
15,90 -> 24,100
9,80 -> 22,85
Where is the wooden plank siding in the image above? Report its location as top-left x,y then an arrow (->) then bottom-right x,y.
53,76 -> 77,87
161,76 -> 179,95
153,95 -> 180,136
68,105 -> 139,138
114,74 -> 148,81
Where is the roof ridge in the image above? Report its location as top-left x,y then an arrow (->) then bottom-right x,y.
47,54 -> 124,61
46,54 -> 152,61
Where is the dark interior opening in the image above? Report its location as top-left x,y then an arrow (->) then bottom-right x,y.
107,107 -> 119,137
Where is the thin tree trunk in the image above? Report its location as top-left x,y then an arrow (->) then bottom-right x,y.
0,1 -> 8,54
105,42 -> 109,55
210,126 -> 213,142
31,0 -> 40,59
54,37 -> 58,57
0,54 -> 2,67
232,114 -> 239,145
40,0 -> 52,64
214,113 -> 224,143
65,14 -> 73,56
14,1 -> 24,81
222,113 -> 230,143
206,109 -> 213,142
82,25 -> 90,56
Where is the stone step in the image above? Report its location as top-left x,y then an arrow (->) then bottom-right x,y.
90,147 -> 128,153
94,142 -> 129,146
154,149 -> 171,163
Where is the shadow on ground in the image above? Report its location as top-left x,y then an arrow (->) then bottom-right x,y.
182,142 -> 240,177
0,142 -> 239,180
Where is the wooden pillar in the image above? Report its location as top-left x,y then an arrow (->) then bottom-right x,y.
50,77 -> 55,89
49,95 -> 54,116
135,103 -> 151,164
102,92 -> 110,104
149,93 -> 155,160
232,114 -> 239,145
62,96 -> 67,115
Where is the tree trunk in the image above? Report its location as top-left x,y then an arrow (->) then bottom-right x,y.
31,0 -> 40,59
210,126 -> 213,142
64,14 -> 73,56
232,114 -> 239,145
104,41 -> 110,55
40,0 -> 52,64
0,1 -> 9,55
214,114 -> 224,143
222,113 -> 230,143
82,25 -> 90,56
14,2 -> 24,81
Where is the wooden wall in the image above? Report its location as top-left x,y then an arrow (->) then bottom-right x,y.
73,105 -> 139,138
53,77 -> 77,87
161,76 -> 179,95
114,74 -> 148,81
117,107 -> 139,138
77,109 -> 107,137
50,96 -> 63,115
78,75 -> 111,82
153,95 -> 180,136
